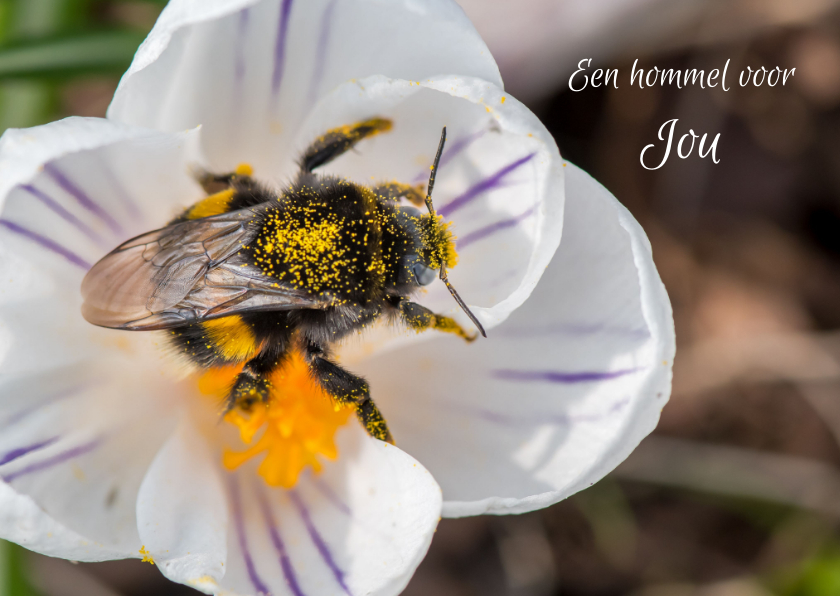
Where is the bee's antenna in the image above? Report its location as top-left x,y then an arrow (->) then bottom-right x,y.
440,267 -> 487,338
424,127 -> 446,216
426,126 -> 487,339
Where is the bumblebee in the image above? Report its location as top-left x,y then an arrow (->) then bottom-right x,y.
81,118 -> 484,444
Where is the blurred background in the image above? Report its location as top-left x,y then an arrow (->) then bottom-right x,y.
2,0 -> 840,594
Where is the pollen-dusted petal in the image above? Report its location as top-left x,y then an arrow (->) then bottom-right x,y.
356,162 -> 675,516
108,0 -> 501,175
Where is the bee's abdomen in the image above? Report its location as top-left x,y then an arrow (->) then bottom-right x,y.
168,314 -> 261,367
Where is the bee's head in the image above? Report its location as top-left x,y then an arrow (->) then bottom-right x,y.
393,126 -> 486,338
419,212 -> 458,272
393,206 -> 457,287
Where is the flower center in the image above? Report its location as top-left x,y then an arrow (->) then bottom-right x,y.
198,352 -> 352,488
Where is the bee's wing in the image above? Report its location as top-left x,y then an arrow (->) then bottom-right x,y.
81,210 -> 327,330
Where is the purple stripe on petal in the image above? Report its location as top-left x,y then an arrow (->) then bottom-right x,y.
235,8 -> 250,82
438,152 -> 537,219
457,205 -> 537,250
493,368 -> 642,384
412,128 -> 488,183
308,0 -> 337,103
2,438 -> 100,483
44,163 -> 122,235
311,477 -> 352,517
0,437 -> 59,467
256,487 -> 306,596
289,490 -> 352,596
229,476 -> 271,596
0,219 -> 91,270
272,0 -> 294,96
20,185 -> 107,247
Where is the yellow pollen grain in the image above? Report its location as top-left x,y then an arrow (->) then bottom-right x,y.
199,354 -> 352,488
139,546 -> 155,565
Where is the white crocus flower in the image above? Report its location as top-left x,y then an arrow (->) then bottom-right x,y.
0,0 -> 674,595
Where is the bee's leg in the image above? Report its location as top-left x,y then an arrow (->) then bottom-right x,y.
182,164 -> 275,221
371,181 -> 426,208
225,342 -> 289,413
303,340 -> 393,444
301,118 -> 393,173
226,368 -> 272,413
194,163 -> 257,195
398,300 -> 477,342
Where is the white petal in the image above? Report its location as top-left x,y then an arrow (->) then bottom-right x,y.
356,161 -> 675,516
215,426 -> 441,596
0,117 -> 209,563
296,75 -> 563,337
0,117 -> 204,382
0,482 -> 126,562
108,0 -> 501,176
136,419 -> 229,591
0,116 -> 178,209
0,117 -> 203,280
0,367 -> 179,556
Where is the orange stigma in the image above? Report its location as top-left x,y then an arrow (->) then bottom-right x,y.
198,352 -> 352,488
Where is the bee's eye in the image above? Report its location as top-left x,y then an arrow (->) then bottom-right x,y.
411,261 -> 437,286
398,255 -> 437,286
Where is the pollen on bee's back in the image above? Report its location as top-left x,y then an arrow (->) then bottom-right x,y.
251,204 -> 352,293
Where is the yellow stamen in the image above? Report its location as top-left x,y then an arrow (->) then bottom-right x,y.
198,353 -> 352,488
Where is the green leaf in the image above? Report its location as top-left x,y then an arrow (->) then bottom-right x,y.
5,0 -> 91,41
1,540 -> 41,596
0,79 -> 54,129
0,30 -> 145,79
